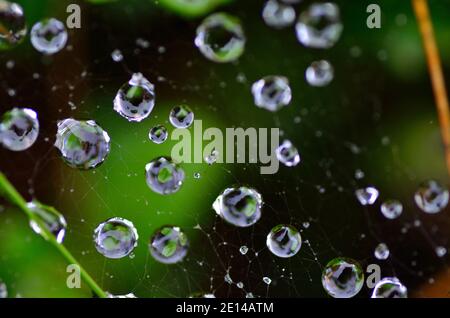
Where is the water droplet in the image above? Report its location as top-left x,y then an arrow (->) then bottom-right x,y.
27,201 -> 67,244
371,277 -> 407,298
354,169 -> 365,180
246,292 -> 255,298
252,76 -> 292,112
194,172 -> 201,179
114,73 -> 155,122
305,60 -> 334,87
263,276 -> 272,285
276,140 -> 300,167
355,187 -> 379,205
414,180 -> 449,214
149,125 -> 168,144
295,2 -> 343,49
237,282 -> 244,288
111,49 -> 123,62
435,246 -> 447,258
149,226 -> 189,264
190,292 -> 216,298
374,243 -> 390,260
195,12 -> 246,63
205,148 -> 219,165
31,18 -> 68,55
169,105 -> 194,128
322,257 -> 364,298
380,199 -> 403,219
0,108 -> 39,151
145,157 -> 185,195
0,279 -> 7,298
0,1 -> 27,50
54,119 -> 110,170
266,224 -> 302,258
213,186 -> 263,227
239,245 -> 248,255
94,217 -> 138,259
262,0 -> 296,29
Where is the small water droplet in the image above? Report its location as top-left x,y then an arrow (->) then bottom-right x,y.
213,186 -> 263,227
380,199 -> 403,219
252,75 -> 292,112
31,18 -> 68,55
0,1 -> 27,50
305,60 -> 334,87
195,13 -> 246,63
322,257 -> 364,298
263,276 -> 272,285
0,108 -> 39,151
355,187 -> 379,205
276,140 -> 300,167
262,0 -> 296,29
239,245 -> 248,255
149,125 -> 168,144
169,105 -> 194,128
111,49 -> 123,62
114,73 -> 155,122
94,217 -> 138,259
54,118 -> 110,170
374,243 -> 390,260
267,224 -> 302,258
414,180 -> 449,214
145,157 -> 185,195
435,246 -> 447,258
149,225 -> 189,264
295,2 -> 343,49
371,277 -> 407,298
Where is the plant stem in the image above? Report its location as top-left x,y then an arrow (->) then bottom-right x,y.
412,0 -> 450,176
0,172 -> 108,298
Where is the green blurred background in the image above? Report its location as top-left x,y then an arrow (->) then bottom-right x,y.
0,0 -> 449,297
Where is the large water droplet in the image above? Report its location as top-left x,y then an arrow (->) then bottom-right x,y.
266,224 -> 302,258
0,108 -> 39,151
149,125 -> 168,144
195,12 -> 246,63
54,118 -> 111,170
149,226 -> 188,264
305,60 -> 334,87
414,180 -> 449,214
371,277 -> 407,298
380,199 -> 403,219
374,243 -> 389,260
252,75 -> 292,112
321,257 -> 364,298
262,0 -> 296,29
355,187 -> 379,205
27,201 -> 67,244
113,73 -> 155,122
169,105 -> 194,128
0,1 -> 26,50
276,140 -> 300,167
213,186 -> 262,227
31,18 -> 67,55
93,217 -> 138,259
145,157 -> 185,195
295,2 -> 343,49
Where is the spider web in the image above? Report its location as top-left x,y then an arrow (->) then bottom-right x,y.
0,0 -> 449,298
